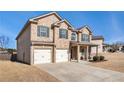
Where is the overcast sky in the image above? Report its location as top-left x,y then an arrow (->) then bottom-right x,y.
0,11 -> 124,48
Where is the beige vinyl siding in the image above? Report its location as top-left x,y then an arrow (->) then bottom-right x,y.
17,25 -> 31,64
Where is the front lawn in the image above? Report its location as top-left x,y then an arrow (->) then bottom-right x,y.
89,53 -> 124,73
0,61 -> 59,82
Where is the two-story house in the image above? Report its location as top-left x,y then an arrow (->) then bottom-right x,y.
16,12 -> 103,65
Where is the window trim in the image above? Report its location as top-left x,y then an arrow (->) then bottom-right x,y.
37,25 -> 49,37
59,28 -> 68,39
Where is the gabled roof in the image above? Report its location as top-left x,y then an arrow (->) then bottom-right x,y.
103,43 -> 111,46
16,12 -> 63,40
30,12 -> 62,21
76,25 -> 92,34
16,20 -> 32,40
92,35 -> 104,40
53,19 -> 74,28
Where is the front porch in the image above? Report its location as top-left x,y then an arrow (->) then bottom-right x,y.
70,41 -> 98,62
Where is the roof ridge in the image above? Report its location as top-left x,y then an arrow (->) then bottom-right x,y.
30,12 -> 62,21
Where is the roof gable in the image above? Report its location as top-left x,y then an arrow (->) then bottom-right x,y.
30,12 -> 62,21
53,19 -> 74,28
16,12 -> 62,40
92,36 -> 104,41
77,25 -> 92,34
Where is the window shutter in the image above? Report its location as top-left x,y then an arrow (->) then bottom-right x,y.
47,27 -> 49,37
88,35 -> 90,42
37,26 -> 40,36
66,30 -> 68,39
59,29 -> 62,38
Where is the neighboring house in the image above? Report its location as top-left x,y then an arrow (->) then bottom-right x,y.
103,43 -> 124,53
16,12 -> 103,64
91,36 -> 104,55
0,47 -> 8,54
103,43 -> 112,52
120,46 -> 124,52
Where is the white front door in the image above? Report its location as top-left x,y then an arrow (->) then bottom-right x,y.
56,49 -> 68,62
34,49 -> 51,64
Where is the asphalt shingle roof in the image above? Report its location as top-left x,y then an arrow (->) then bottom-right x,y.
92,36 -> 104,40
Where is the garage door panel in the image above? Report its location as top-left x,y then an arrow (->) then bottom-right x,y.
56,49 -> 68,62
34,49 -> 51,64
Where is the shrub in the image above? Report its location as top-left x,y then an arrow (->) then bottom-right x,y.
7,48 -> 17,54
93,56 -> 100,61
100,56 -> 104,61
108,49 -> 116,53
92,55 -> 105,62
88,56 -> 91,59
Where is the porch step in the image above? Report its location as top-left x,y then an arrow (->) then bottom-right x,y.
71,60 -> 89,64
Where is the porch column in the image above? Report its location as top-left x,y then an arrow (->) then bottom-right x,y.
53,45 -> 56,63
89,46 -> 91,59
86,46 -> 89,61
77,45 -> 80,62
68,47 -> 71,62
96,46 -> 98,56
53,26 -> 56,63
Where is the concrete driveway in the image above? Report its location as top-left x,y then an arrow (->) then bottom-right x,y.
36,62 -> 124,82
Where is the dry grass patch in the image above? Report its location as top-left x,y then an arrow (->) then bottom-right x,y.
89,53 -> 124,73
0,61 -> 59,82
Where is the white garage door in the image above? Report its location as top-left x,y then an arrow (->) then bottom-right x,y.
34,49 -> 51,64
56,49 -> 68,62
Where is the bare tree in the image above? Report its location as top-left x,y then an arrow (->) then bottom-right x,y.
0,35 -> 9,50
111,41 -> 124,52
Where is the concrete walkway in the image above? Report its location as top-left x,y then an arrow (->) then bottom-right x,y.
36,62 -> 124,82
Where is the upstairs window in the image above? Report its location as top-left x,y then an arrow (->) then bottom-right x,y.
59,29 -> 68,39
81,34 -> 90,42
71,32 -> 77,41
37,26 -> 49,37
